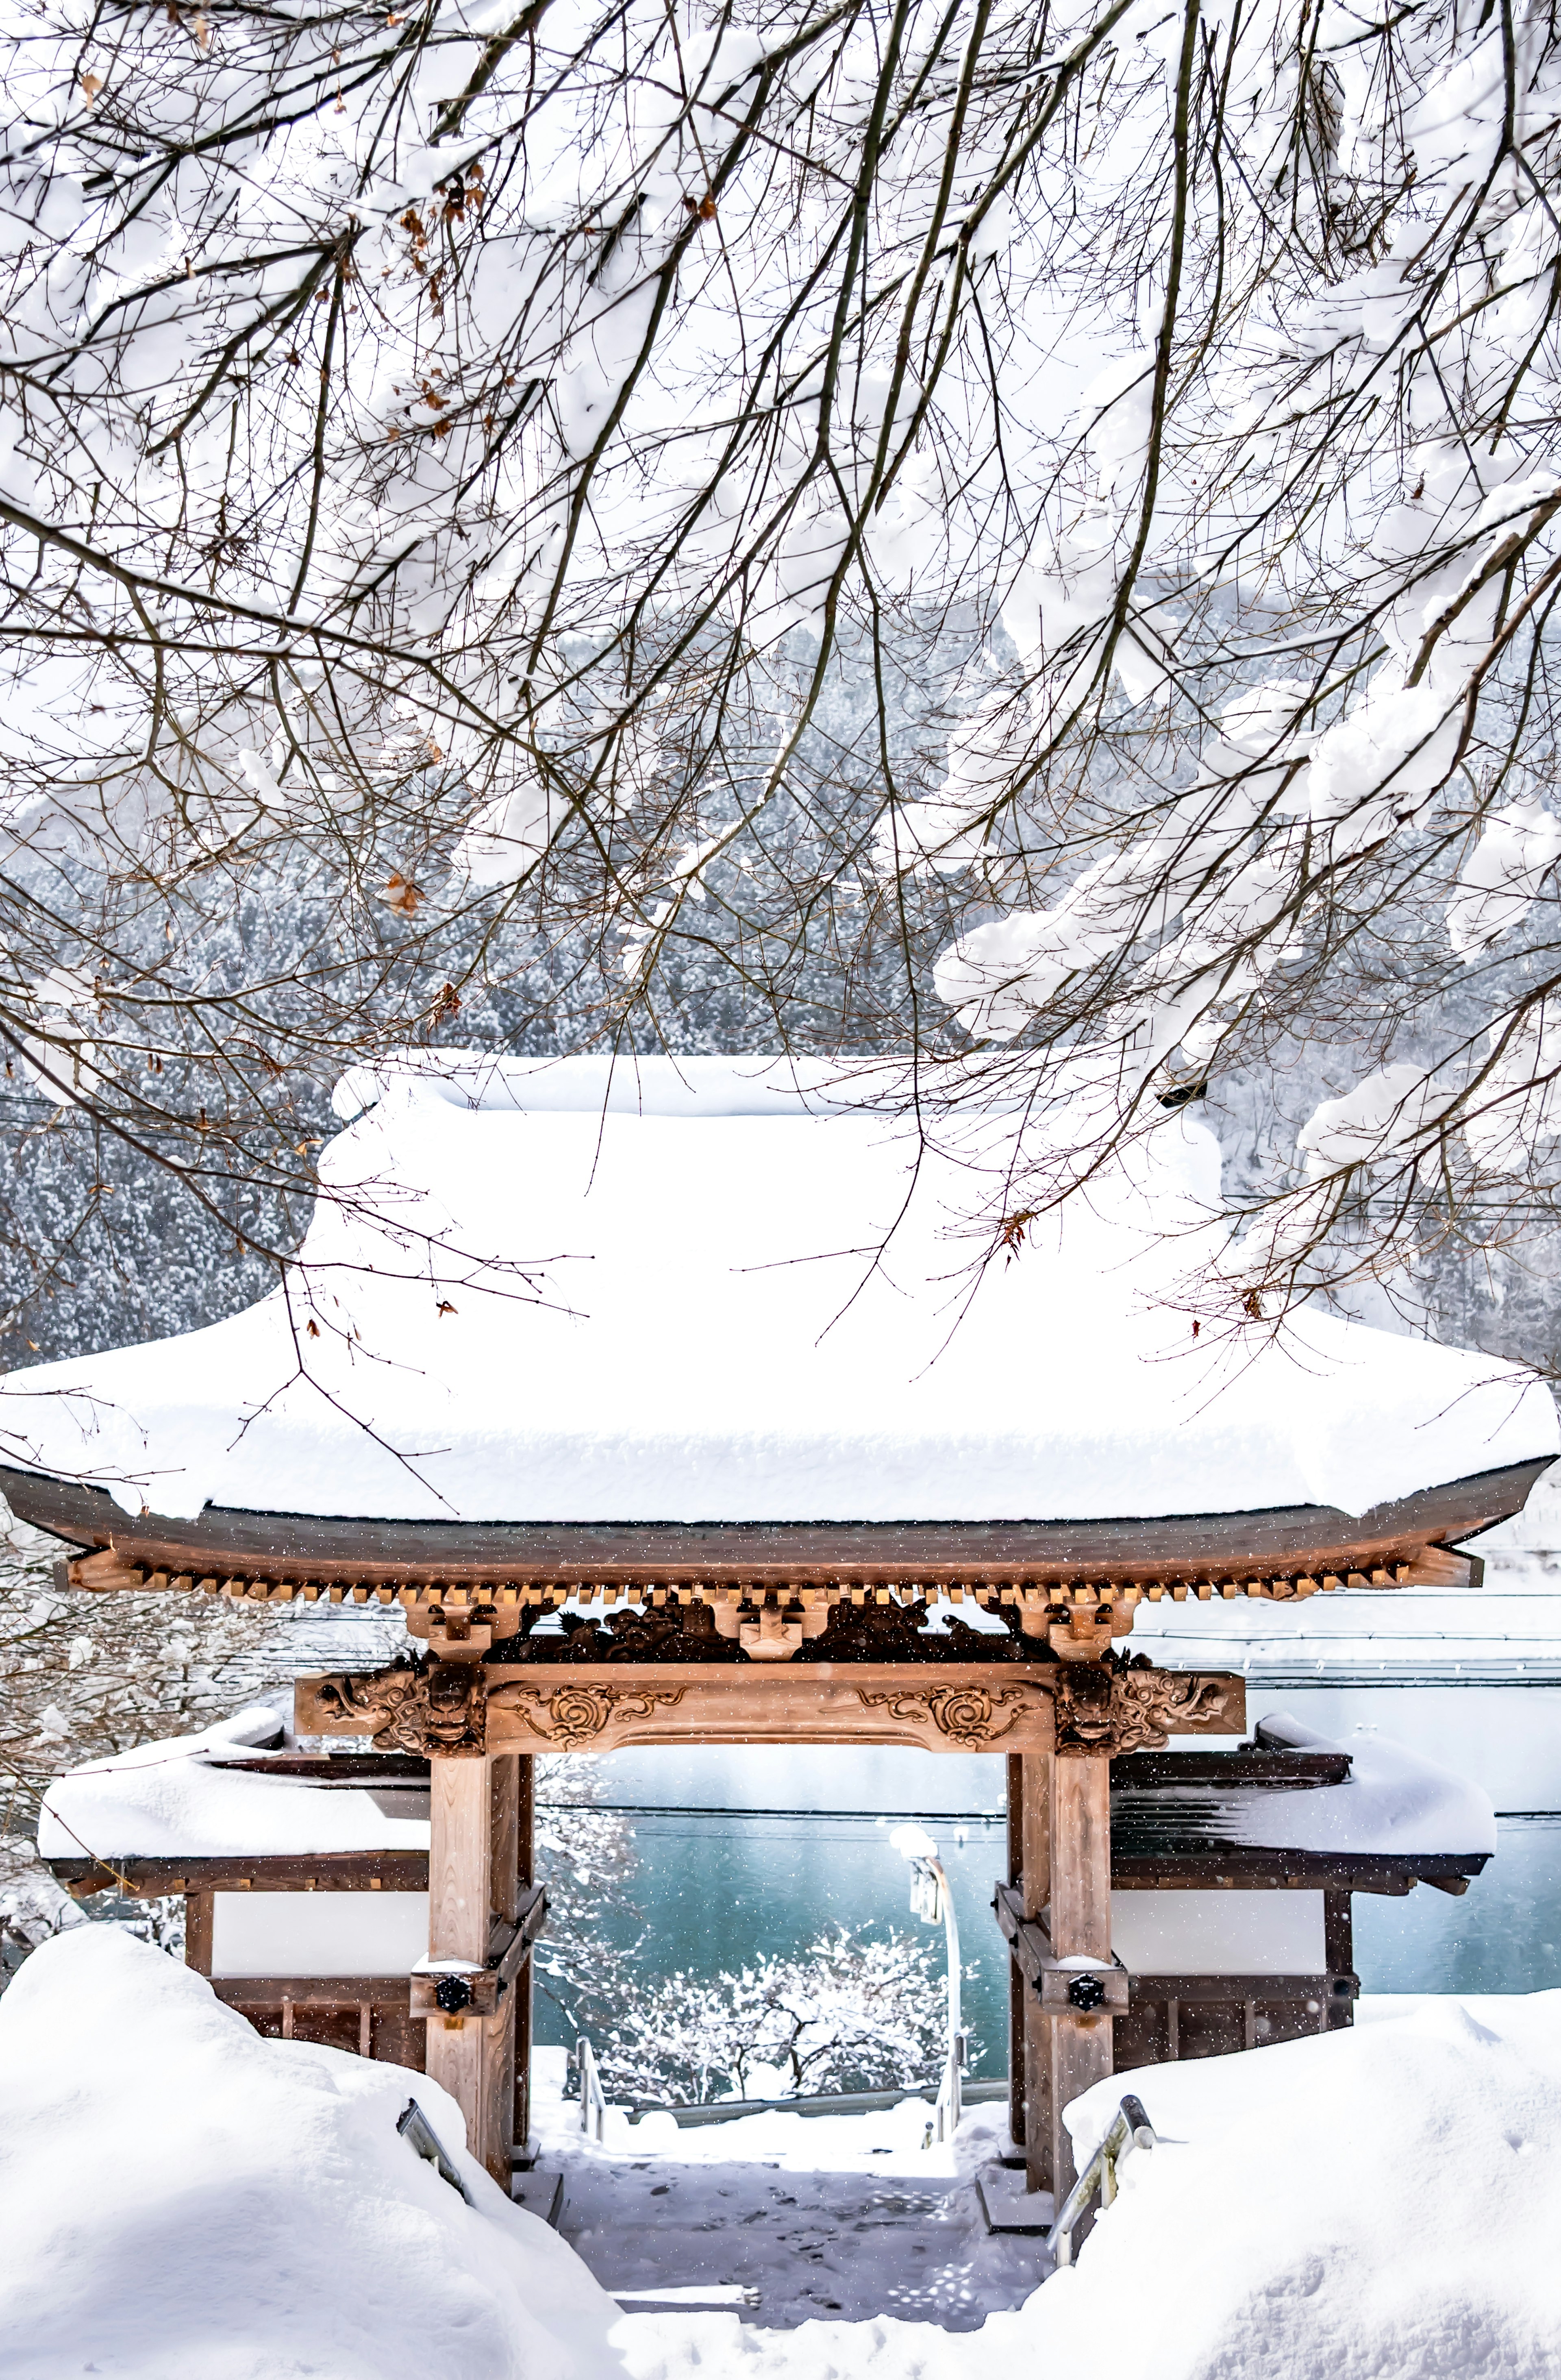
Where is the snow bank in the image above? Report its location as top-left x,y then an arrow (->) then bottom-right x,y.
0,1927 -> 622,2380
1013,1995 -> 1561,2380
1,1054 -> 1553,1524
37,1704 -> 430,1862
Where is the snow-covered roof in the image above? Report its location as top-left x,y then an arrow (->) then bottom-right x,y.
1111,1714 -> 1496,1860
37,1708 -> 428,1862
2,1053 -> 1555,1527
40,1705 -> 1489,1869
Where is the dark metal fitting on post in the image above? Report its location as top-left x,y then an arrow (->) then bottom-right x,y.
434,1973 -> 474,2013
1067,1973 -> 1108,2011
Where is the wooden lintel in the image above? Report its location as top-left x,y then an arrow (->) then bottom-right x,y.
294,1659 -> 1246,1759
1124,1971 -> 1359,2004
1108,1852 -> 1488,1893
48,1853 -> 431,1896
211,1975 -> 424,2010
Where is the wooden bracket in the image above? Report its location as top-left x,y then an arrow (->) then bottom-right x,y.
993,1883 -> 1130,2014
409,1883 -> 547,2016
1396,1544 -> 1481,1590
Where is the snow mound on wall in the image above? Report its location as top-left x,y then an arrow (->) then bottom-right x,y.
1015,1995 -> 1561,2380
38,1703 -> 431,1861
0,1927 -> 622,2380
1227,1712 -> 1496,1855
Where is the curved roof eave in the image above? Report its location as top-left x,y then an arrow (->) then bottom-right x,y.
4,1456 -> 1544,1596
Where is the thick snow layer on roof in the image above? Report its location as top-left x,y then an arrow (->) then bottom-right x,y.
0,1927 -> 622,2380
37,1706 -> 429,1861
1226,1714 -> 1497,1855
1,1053 -> 1554,1524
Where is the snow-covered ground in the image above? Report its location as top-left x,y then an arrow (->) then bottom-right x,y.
5,1925 -> 1560,2379
602,1997 -> 1561,2380
524,2045 -> 1044,2328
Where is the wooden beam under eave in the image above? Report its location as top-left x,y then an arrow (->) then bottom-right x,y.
61,1536 -> 1481,1602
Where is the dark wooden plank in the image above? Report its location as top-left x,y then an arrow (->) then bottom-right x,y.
1110,1852 -> 1490,1892
212,1976 -> 416,2009
5,1457 -> 1546,1585
1111,1751 -> 1351,1790
49,1853 -> 430,1894
203,1754 -> 431,1783
1125,1972 -> 1357,2003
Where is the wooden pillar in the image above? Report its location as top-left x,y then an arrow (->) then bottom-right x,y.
1006,1753 -> 1025,2152
1020,1747 -> 1053,2197
1047,1752 -> 1115,2212
184,1890 -> 213,1978
513,1755 -> 535,2154
426,1754 -> 518,2191
486,1755 -> 519,2181
1324,1890 -> 1354,2032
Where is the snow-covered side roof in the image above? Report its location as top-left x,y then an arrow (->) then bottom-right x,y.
2,1053 -> 1555,1526
1112,1714 -> 1495,1858
41,1705 -> 1489,1867
1230,1715 -> 1496,1856
37,1708 -> 429,1861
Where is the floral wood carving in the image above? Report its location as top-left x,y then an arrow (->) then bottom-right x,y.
853,1682 -> 1032,1750
494,1681 -> 687,1750
1053,1662 -> 1235,1757
311,1658 -> 487,1755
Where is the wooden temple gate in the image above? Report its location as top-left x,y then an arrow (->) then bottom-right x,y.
41,1479 -> 1513,2201
282,1566 -> 1260,2200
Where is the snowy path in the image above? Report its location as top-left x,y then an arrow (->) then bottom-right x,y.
526,2052 -> 1050,2332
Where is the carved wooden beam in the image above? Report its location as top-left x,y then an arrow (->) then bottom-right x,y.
295,1659 -> 1245,1759
63,1552 -> 1481,1606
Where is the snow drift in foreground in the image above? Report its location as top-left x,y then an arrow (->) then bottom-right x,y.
1015,1996 -> 1561,2380
0,1928 -> 622,2380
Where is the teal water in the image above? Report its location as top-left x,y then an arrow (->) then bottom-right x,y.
532,1691 -> 1561,2077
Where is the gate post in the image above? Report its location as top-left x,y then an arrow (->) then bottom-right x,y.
513,1754 -> 535,2155
1019,1744 -> 1054,2197
1046,1750 -> 1114,2208
1006,1753 -> 1025,2151
425,1753 -> 519,2189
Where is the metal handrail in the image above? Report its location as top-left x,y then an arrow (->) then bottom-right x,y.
933,2029 -> 965,2144
397,2098 -> 474,2204
1050,2093 -> 1156,2268
576,2032 -> 609,2143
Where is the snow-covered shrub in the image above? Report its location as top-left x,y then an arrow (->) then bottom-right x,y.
581,1925 -> 963,2106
